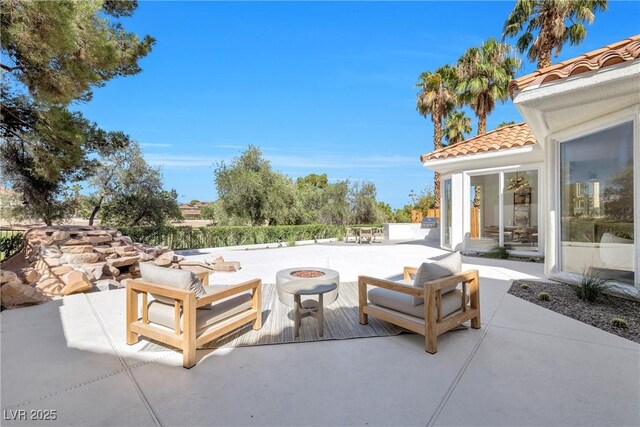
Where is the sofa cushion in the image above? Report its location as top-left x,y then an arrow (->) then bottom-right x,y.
412,252 -> 462,305
139,262 -> 209,308
147,290 -> 253,332
368,287 -> 465,319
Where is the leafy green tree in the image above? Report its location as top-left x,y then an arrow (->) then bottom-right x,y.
317,180 -> 352,226
503,0 -> 607,69
351,181 -> 382,224
377,202 -> 394,223
100,158 -> 181,226
0,1 -> 154,225
1,0 -> 154,104
296,173 -> 328,189
457,38 -> 521,135
415,65 -> 459,207
444,111 -> 472,146
189,199 -> 201,205
215,146 -> 299,226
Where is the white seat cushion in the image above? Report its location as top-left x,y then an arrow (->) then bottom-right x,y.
147,287 -> 252,332
368,287 -> 465,319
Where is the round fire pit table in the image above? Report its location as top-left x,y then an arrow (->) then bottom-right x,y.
275,267 -> 340,307
277,280 -> 338,337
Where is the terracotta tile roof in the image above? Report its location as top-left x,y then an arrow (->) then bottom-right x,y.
420,123 -> 536,162
509,35 -> 640,97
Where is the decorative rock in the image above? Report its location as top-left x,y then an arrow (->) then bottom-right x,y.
40,246 -> 62,258
93,246 -> 116,254
50,266 -> 74,276
59,252 -> 101,265
1,270 -> 20,285
61,271 -> 92,295
109,241 -> 123,247
106,255 -> 140,268
92,279 -> 123,292
21,268 -> 40,284
214,261 -> 241,272
44,257 -> 62,267
120,236 -> 133,244
203,254 -> 224,265
60,245 -> 94,254
154,257 -> 172,267
1,281 -> 48,308
35,277 -> 64,295
87,235 -> 112,244
138,252 -> 154,262
50,231 -> 70,242
114,245 -> 135,254
105,253 -> 118,259
64,238 -> 89,246
102,264 -> 120,277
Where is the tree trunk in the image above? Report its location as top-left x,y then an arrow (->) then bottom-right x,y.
433,116 -> 443,208
477,112 -> 487,135
537,49 -> 552,69
88,196 -> 104,226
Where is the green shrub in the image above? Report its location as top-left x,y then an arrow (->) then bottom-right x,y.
574,268 -> 608,303
537,292 -> 551,301
486,246 -> 509,259
0,232 -> 23,261
610,318 -> 628,329
118,224 -> 380,250
520,283 -> 530,290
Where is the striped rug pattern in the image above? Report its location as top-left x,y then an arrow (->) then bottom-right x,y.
142,282 -> 403,351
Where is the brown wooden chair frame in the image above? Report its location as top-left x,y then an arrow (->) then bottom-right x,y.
358,268 -> 480,353
126,278 -> 262,368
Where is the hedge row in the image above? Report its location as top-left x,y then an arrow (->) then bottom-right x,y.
0,231 -> 23,261
118,224 -> 381,250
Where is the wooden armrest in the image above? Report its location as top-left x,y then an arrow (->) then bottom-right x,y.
403,266 -> 418,280
127,279 -> 193,302
421,270 -> 479,291
196,278 -> 262,308
358,275 -> 423,297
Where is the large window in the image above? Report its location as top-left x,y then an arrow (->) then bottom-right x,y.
560,122 -> 635,283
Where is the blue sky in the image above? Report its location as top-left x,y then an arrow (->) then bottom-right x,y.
76,1 -> 640,209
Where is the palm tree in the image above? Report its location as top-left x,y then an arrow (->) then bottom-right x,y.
457,38 -> 521,135
502,0 -> 608,69
444,110 -> 472,146
497,120 -> 516,128
416,65 -> 458,207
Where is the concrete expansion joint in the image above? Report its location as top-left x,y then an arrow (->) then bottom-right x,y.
84,294 -> 163,427
490,323 -> 640,352
426,289 -> 510,427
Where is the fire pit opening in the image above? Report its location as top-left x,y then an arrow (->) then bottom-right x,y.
290,270 -> 326,278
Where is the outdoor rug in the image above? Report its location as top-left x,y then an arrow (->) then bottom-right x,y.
142,282 -> 404,351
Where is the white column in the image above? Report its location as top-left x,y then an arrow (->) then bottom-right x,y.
451,172 -> 465,251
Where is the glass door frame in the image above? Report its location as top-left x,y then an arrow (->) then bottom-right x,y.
554,115 -> 638,287
441,174 -> 453,250
463,164 -> 543,256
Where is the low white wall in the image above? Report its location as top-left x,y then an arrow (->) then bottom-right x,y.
384,223 -> 440,242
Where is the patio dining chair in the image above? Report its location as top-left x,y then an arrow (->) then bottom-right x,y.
126,263 -> 262,368
372,227 -> 384,243
345,227 -> 358,243
358,252 -> 480,353
359,228 -> 373,244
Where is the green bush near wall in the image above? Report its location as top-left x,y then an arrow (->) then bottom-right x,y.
119,224 -> 382,250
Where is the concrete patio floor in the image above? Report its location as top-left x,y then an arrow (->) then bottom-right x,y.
1,241 -> 638,426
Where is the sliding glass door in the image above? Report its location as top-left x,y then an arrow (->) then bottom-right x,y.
560,121 -> 635,284
468,169 -> 539,253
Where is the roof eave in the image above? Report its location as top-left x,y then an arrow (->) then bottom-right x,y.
421,145 -> 536,169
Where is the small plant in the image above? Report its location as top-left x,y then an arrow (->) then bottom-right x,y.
574,268 -> 609,303
610,318 -> 628,329
520,283 -> 530,290
537,292 -> 551,301
486,246 -> 509,259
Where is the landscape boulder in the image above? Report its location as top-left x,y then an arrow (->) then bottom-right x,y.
1,281 -> 48,308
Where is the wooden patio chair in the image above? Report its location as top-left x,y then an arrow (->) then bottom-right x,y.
359,228 -> 373,244
345,227 -> 358,243
126,264 -> 262,368
358,254 -> 479,353
372,227 -> 384,243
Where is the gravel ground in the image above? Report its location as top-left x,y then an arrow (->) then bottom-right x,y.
510,280 -> 640,343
